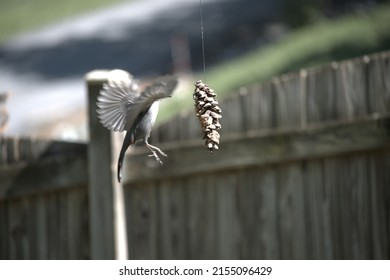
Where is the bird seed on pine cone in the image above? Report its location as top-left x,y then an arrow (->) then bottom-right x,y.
193,80 -> 222,153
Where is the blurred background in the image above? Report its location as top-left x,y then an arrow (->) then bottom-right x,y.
1,0 -> 390,261
1,0 -> 390,140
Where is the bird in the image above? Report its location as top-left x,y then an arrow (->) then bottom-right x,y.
96,70 -> 178,182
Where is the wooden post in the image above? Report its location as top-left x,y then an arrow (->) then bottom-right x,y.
85,70 -> 128,260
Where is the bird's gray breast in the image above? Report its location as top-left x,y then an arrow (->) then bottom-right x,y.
134,101 -> 160,141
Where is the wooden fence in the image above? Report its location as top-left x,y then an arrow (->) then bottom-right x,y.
1,51 -> 390,259
0,138 -> 88,259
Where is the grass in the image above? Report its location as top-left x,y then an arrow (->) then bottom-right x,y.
157,4 -> 390,123
0,0 -> 130,43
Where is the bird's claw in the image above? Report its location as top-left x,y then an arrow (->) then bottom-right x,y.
160,151 -> 168,157
148,150 -> 166,165
146,143 -> 167,165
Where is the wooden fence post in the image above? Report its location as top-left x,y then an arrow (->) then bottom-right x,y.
85,70 -> 128,260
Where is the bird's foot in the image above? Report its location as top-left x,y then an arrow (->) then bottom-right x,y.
146,144 -> 167,165
148,151 -> 163,165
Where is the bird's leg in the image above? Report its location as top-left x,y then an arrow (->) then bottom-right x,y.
145,140 -> 167,165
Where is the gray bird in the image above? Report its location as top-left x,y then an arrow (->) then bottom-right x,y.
96,70 -> 178,182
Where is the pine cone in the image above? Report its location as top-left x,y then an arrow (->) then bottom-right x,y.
193,80 -> 222,153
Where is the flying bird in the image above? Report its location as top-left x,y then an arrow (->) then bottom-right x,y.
96,70 -> 178,182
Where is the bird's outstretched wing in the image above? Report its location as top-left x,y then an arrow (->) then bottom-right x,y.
96,70 -> 140,132
136,75 -> 178,110
97,71 -> 178,132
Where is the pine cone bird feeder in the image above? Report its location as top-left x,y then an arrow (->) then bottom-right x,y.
193,80 -> 222,153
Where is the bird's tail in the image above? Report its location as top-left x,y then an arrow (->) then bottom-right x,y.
117,131 -> 134,183
117,150 -> 125,183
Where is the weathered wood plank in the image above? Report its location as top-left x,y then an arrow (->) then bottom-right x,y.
0,201 -> 8,259
158,178 -> 187,259
66,190 -> 77,259
215,172 -> 240,259
278,163 -> 307,259
220,95 -> 242,135
186,110 -> 203,140
186,174 -> 217,259
335,58 -> 369,119
323,157 -> 342,258
273,73 -> 302,127
352,156 -> 371,259
66,189 -> 87,259
234,169 -> 253,259
46,192 -> 59,259
0,137 -> 6,164
58,190 -> 69,259
34,194 -> 49,260
256,82 -> 274,130
236,168 -> 261,259
306,64 -> 337,123
253,167 -> 279,259
367,53 -> 390,114
23,198 -> 32,259
303,159 -> 334,259
125,182 -> 158,260
124,115 -> 390,183
335,155 -> 369,259
239,84 -> 263,131
7,198 -> 29,259
369,150 -> 390,259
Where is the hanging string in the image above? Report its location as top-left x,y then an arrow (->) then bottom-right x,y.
199,0 -> 206,76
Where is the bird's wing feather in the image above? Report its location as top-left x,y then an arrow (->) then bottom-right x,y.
97,73 -> 178,132
135,75 -> 178,109
123,75 -> 178,131
96,71 -> 140,132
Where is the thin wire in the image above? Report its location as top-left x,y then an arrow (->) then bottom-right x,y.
199,0 -> 206,76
